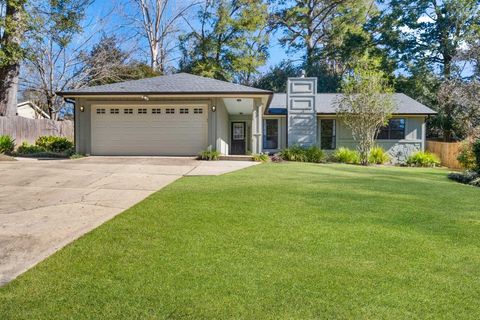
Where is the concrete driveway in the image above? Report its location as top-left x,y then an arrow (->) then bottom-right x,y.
0,157 -> 257,285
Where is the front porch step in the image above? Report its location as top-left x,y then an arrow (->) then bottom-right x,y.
219,155 -> 254,161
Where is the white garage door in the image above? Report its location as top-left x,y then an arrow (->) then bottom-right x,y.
91,105 -> 208,156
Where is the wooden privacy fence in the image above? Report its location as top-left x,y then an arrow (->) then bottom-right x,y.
426,140 -> 462,169
0,116 -> 74,147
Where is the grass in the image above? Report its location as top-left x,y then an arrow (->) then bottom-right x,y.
1,163 -> 480,319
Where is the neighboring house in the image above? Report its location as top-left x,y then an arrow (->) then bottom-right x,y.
58,73 -> 436,162
17,101 -> 50,119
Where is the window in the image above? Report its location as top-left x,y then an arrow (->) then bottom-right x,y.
320,119 -> 336,150
180,108 -> 189,114
138,108 -> 147,114
152,108 -> 161,114
377,118 -> 406,140
232,123 -> 245,140
110,108 -> 119,114
166,108 -> 175,114
194,108 -> 203,114
96,108 -> 106,114
263,119 -> 279,149
124,108 -> 133,114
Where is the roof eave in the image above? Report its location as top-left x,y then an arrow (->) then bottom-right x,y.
57,90 -> 272,97
315,112 -> 437,116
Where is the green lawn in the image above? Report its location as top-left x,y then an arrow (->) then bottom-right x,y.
1,163 -> 480,319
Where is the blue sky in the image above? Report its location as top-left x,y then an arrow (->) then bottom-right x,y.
84,0 -> 298,73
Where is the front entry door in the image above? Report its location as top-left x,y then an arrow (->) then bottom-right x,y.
231,122 -> 246,155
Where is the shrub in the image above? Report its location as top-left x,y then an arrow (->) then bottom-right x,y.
448,171 -> 480,188
279,145 -> 326,163
406,151 -> 440,167
457,140 -> 476,170
0,135 -> 15,155
70,153 -> 85,159
279,145 -> 308,162
448,171 -> 479,184
470,177 -> 480,187
17,142 -> 46,155
368,146 -> 390,164
333,147 -> 360,164
473,139 -> 480,172
305,146 -> 325,163
35,136 -> 74,153
252,153 -> 270,162
198,150 -> 220,161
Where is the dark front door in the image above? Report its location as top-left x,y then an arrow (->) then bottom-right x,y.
231,122 -> 246,155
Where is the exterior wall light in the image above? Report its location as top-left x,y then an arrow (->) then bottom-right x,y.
80,106 -> 85,112
211,105 -> 217,112
142,95 -> 150,101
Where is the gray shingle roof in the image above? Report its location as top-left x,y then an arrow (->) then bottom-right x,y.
58,73 -> 272,95
269,93 -> 437,115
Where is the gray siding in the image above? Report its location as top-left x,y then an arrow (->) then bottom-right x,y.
319,116 -> 426,163
214,98 -> 229,154
75,98 -> 91,154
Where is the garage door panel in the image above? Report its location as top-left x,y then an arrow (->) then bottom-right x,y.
91,106 -> 208,156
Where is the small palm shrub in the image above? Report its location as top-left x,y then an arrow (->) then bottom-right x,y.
198,150 -> 220,161
305,146 -> 325,163
406,151 -> 440,167
279,145 -> 326,163
0,135 -> 15,154
368,146 -> 390,164
17,142 -> 47,154
333,147 -> 360,164
252,153 -> 270,162
35,136 -> 74,153
279,145 -> 308,162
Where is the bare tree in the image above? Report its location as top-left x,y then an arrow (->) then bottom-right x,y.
336,55 -> 395,165
20,0 -> 106,119
124,0 -> 198,73
21,40 -> 89,119
437,80 -> 480,140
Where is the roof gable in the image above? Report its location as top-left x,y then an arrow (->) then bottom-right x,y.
59,73 -> 272,95
17,101 -> 51,119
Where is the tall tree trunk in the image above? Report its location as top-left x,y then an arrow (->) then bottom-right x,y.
0,0 -> 26,116
0,64 -> 20,116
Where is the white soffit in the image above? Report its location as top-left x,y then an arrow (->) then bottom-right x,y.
223,98 -> 253,115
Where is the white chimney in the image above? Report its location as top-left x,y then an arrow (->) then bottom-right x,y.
286,75 -> 317,147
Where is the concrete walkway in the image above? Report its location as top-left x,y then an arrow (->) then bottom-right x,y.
0,157 -> 257,285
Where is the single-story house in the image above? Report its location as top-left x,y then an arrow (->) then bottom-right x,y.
58,73 -> 436,162
17,101 -> 50,119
